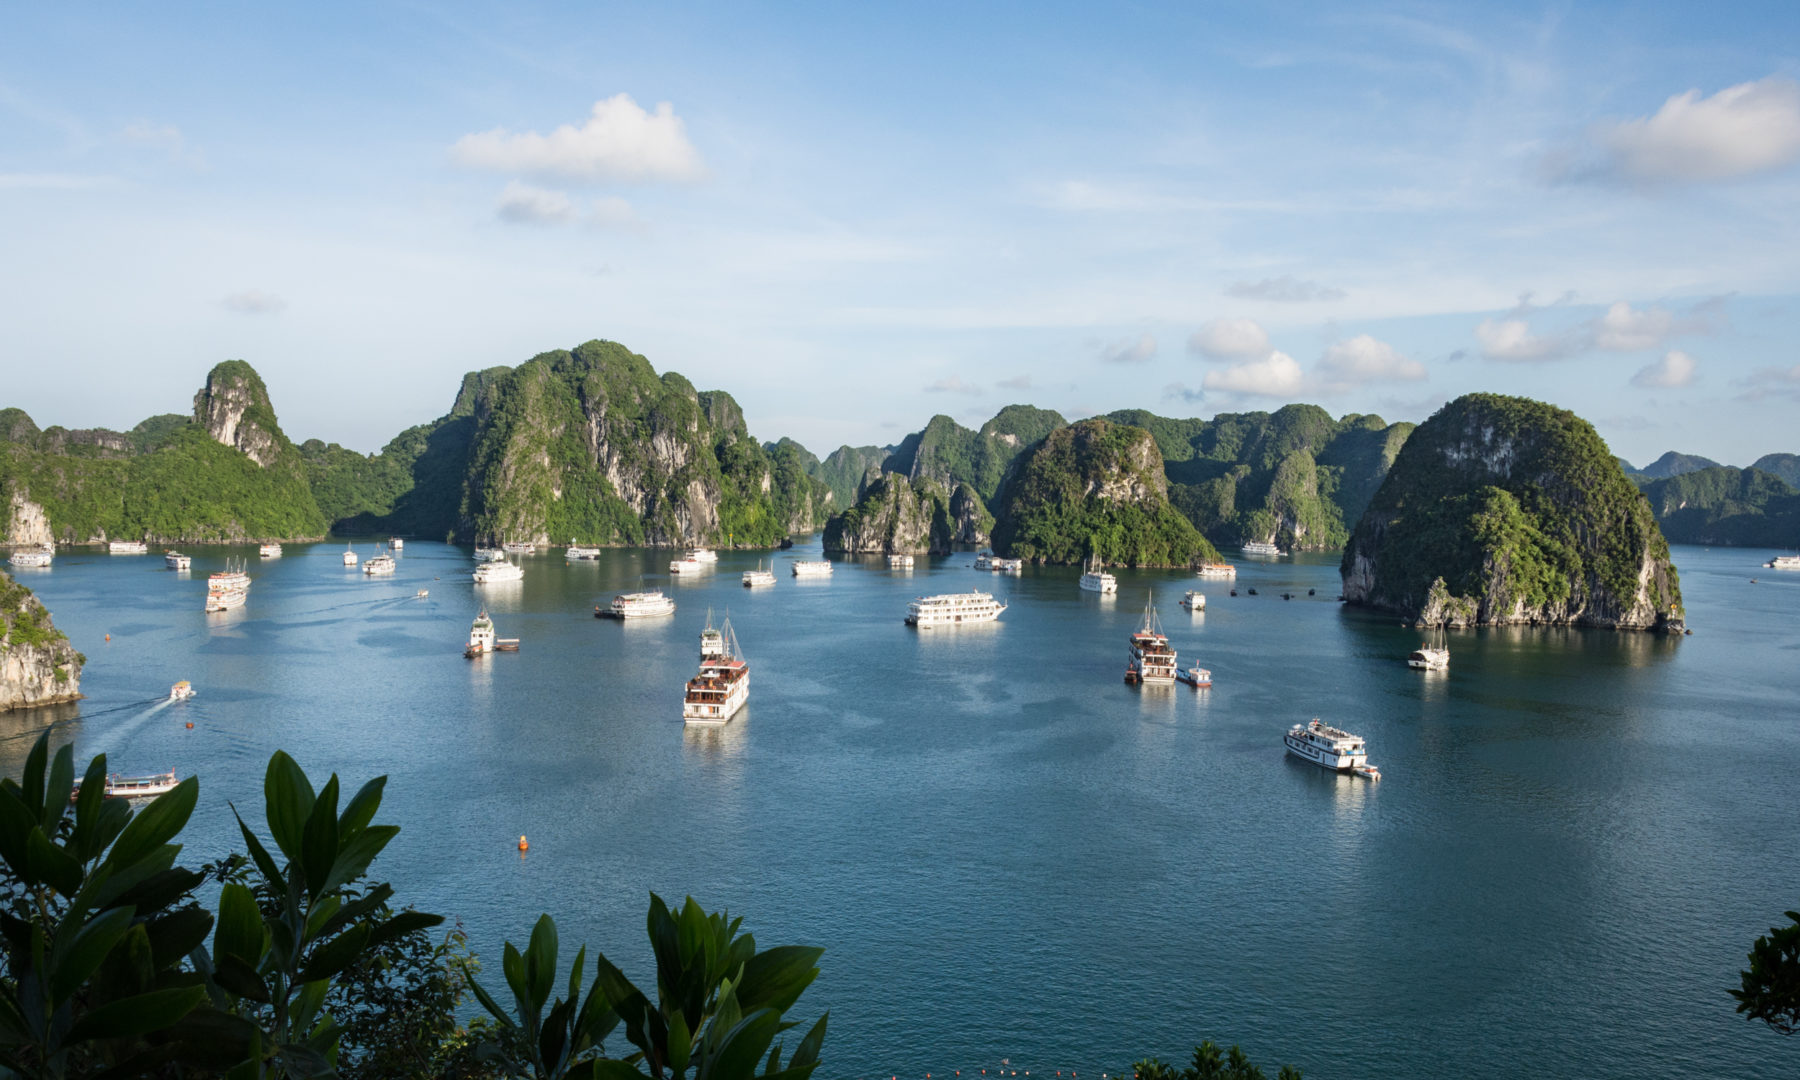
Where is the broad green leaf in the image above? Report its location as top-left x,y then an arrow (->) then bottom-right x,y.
41,742 -> 74,833
27,826 -> 83,896
300,774 -> 340,899
315,883 -> 393,940
366,909 -> 442,951
21,732 -> 48,817
668,1005 -> 693,1073
263,751 -> 315,863
316,824 -> 398,895
526,913 -> 558,1013
540,997 -> 575,1072
502,941 -> 530,1019
84,844 -> 179,913
735,947 -> 823,1014
112,865 -> 204,914
569,943 -> 587,1004
0,786 -> 37,879
104,777 -> 197,872
336,776 -> 385,841
464,967 -> 518,1029
68,753 -> 110,861
210,954 -> 272,1004
296,921 -> 370,983
64,985 -> 205,1044
587,1060 -> 652,1080
49,905 -> 137,1003
231,805 -> 284,883
787,1012 -> 828,1072
143,907 -> 214,971
214,883 -> 264,965
702,1007 -> 783,1080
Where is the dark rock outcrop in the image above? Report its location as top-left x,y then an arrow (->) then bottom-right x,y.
822,475 -> 954,555
0,572 -> 83,712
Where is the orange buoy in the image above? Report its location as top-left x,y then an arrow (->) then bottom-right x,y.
517,835 -> 529,851
104,634 -> 111,642
185,721 -> 194,729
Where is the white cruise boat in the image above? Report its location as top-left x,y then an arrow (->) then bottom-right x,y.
1196,562 -> 1236,579
684,617 -> 748,724
464,611 -> 519,657
1408,626 -> 1449,671
165,550 -> 191,570
1285,718 -> 1378,778
10,546 -> 54,568
887,553 -> 914,568
388,537 -> 404,551
973,551 -> 996,570
502,540 -> 536,555
474,544 -> 506,562
600,591 -> 676,619
566,542 -> 602,560
1078,554 -> 1116,594
472,559 -> 522,584
205,562 -> 250,613
109,540 -> 149,555
791,560 -> 833,578
341,543 -> 358,567
1180,589 -> 1206,611
1766,554 -> 1800,570
1125,594 -> 1177,685
906,590 -> 1006,628
364,552 -> 397,576
1241,541 -> 1284,557
259,543 -> 283,558
72,771 -> 180,801
686,548 -> 718,563
669,555 -> 705,574
742,561 -> 777,588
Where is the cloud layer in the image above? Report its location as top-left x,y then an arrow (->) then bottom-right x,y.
1631,350 -> 1697,389
1100,334 -> 1157,364
1549,76 -> 1800,185
1188,318 -> 1271,360
453,94 -> 705,183
1224,275 -> 1345,303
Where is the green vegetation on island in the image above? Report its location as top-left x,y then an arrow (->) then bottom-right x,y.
1341,393 -> 1682,629
821,473 -> 957,554
1642,467 -> 1800,547
807,444 -> 890,508
0,572 -> 85,711
992,418 -> 1222,566
1749,453 -> 1800,490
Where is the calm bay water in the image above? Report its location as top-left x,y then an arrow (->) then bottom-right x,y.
6,541 -> 1797,1079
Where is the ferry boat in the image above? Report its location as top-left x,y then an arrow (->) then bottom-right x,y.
388,537 -> 404,551
1284,718 -> 1377,778
109,540 -> 149,555
259,543 -> 283,558
472,559 -> 523,584
342,544 -> 358,567
169,680 -> 196,701
1178,665 -> 1212,689
1124,594 -> 1177,685
1241,541 -> 1284,557
502,540 -> 536,555
72,770 -> 180,802
742,561 -> 777,588
474,544 -> 506,562
887,553 -> 914,568
464,611 -> 520,658
1408,626 -> 1450,671
363,552 -> 397,576
686,548 -> 718,563
566,543 -> 602,560
1766,554 -> 1800,570
1078,554 -> 1116,594
791,560 -> 833,578
683,617 -> 749,724
599,591 -> 677,619
1196,562 -> 1236,579
164,550 -> 191,570
205,563 -> 250,613
905,590 -> 1006,628
1180,589 -> 1206,611
669,555 -> 705,574
9,546 -> 54,568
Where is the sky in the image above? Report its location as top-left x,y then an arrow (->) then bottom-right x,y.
3,1 -> 1799,467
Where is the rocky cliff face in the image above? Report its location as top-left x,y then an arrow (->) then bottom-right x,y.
949,483 -> 992,544
0,573 -> 83,712
193,361 -> 286,467
5,493 -> 53,548
991,419 -> 1221,567
1341,393 -> 1683,631
822,475 -> 954,554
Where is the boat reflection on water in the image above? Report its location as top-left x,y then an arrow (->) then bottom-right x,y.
682,710 -> 751,760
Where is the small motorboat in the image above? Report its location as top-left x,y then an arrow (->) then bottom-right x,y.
169,680 -> 196,701
1178,665 -> 1212,689
416,589 -> 429,599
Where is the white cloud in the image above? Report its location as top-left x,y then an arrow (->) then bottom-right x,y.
496,182 -> 578,225
1224,276 -> 1346,303
1738,364 -> 1800,402
1594,301 -> 1675,351
1162,381 -> 1205,404
1188,318 -> 1270,360
1552,77 -> 1800,184
1476,317 -> 1573,362
221,290 -> 285,315
1100,333 -> 1157,364
452,94 -> 705,183
996,374 -> 1032,390
924,376 -> 982,395
1201,351 -> 1304,397
1316,334 -> 1426,383
1631,350 -> 1697,389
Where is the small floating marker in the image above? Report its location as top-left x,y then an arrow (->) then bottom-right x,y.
517,835 -> 529,851
105,634 -> 111,642
185,721 -> 194,729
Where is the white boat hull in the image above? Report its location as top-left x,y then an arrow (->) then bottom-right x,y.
683,674 -> 749,724
1284,732 -> 1363,771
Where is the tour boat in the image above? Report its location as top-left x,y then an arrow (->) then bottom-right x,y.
686,548 -> 718,563
742,561 -> 777,588
1767,554 -> 1800,570
791,560 -> 833,578
1284,718 -> 1376,776
109,540 -> 149,555
906,590 -> 1006,628
72,771 -> 180,802
363,552 -> 397,576
342,544 -> 358,567
388,537 -> 404,551
888,553 -> 915,568
169,680 -> 196,701
205,563 -> 250,613
10,546 -> 54,568
1408,626 -> 1449,671
164,550 -> 191,570
259,543 -> 283,558
669,555 -> 705,574
1196,562 -> 1236,579
502,540 -> 536,555
415,589 -> 429,599
683,617 -> 749,724
1124,593 -> 1177,685
599,591 -> 677,619
1078,554 -> 1117,594
472,559 -> 522,584
1180,589 -> 1206,611
1178,665 -> 1212,689
1241,541 -> 1284,557
474,544 -> 506,562
566,543 -> 602,560
464,611 -> 520,658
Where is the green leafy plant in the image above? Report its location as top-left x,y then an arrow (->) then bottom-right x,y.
470,894 -> 827,1080
1732,909 -> 1800,1035
1131,1040 -> 1301,1080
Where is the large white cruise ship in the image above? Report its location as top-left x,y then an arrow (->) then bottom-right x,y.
600,590 -> 677,619
1766,554 -> 1800,570
259,543 -> 283,558
364,552 -> 397,576
1196,562 -> 1236,579
472,559 -> 523,584
1408,626 -> 1449,671
742,561 -> 777,588
791,560 -> 833,577
9,546 -> 54,568
205,562 -> 250,613
566,543 -> 602,560
165,550 -> 191,570
109,540 -> 149,555
1078,554 -> 1116,594
1241,540 -> 1284,557
683,616 -> 748,724
1284,718 -> 1378,779
669,555 -> 706,574
1125,594 -> 1177,684
905,591 -> 1006,628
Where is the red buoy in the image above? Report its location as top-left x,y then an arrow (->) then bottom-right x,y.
518,835 -> 529,851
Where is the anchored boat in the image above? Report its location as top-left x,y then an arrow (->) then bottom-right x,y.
464,611 -> 520,658
1408,626 -> 1450,671
742,561 -> 777,588
205,562 -> 250,613
683,616 -> 748,724
472,559 -> 522,584
72,771 -> 181,802
791,560 -> 832,578
1125,593 -> 1177,685
109,540 -> 149,555
364,552 -> 397,576
1180,589 -> 1206,611
10,545 -> 54,568
1285,718 -> 1379,779
1078,554 -> 1117,594
905,591 -> 1006,628
598,591 -> 677,619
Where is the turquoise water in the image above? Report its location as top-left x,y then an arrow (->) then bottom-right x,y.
6,542 -> 1797,1079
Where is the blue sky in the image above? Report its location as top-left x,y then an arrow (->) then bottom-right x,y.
4,1 -> 1799,466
